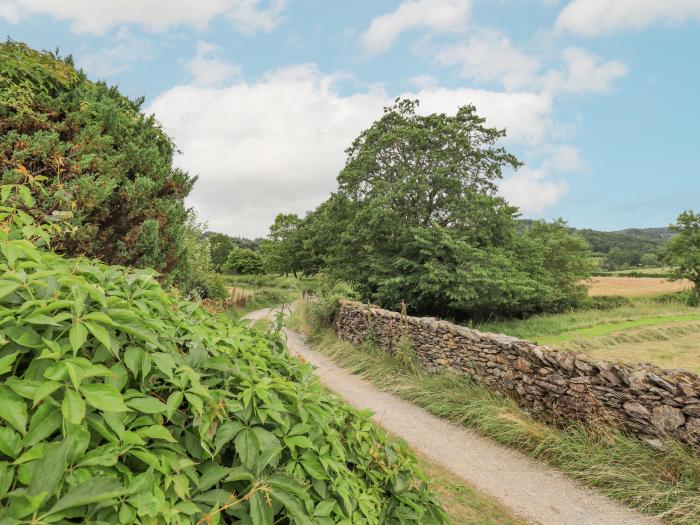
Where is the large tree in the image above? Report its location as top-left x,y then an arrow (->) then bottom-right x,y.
269,99 -> 592,317
665,210 -> 700,301
0,42 -> 194,282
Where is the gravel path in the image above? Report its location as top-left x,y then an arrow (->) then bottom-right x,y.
245,307 -> 663,525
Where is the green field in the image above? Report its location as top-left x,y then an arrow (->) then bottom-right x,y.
476,296 -> 700,372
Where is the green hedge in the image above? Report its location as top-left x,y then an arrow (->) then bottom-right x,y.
0,191 -> 446,523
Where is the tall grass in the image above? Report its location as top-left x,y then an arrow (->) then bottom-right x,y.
290,303 -> 700,525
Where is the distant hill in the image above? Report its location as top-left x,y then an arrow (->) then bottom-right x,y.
518,221 -> 673,270
574,227 -> 672,256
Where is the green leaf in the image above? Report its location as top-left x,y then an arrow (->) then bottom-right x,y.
48,477 -> 126,514
0,281 -> 19,301
197,463 -> 232,492
136,425 -> 175,442
27,438 -> 70,506
32,381 -> 62,406
284,435 -> 314,449
4,325 -> 42,348
214,421 -> 244,454
0,352 -> 18,376
75,444 -> 120,468
313,499 -> 337,517
124,346 -> 143,377
250,489 -> 274,525
0,388 -> 28,434
69,320 -> 88,353
24,403 -> 62,447
80,383 -> 129,412
126,396 -> 167,414
166,391 -> 183,419
62,389 -> 86,425
0,426 -> 21,458
84,321 -> 113,353
234,428 -> 259,470
270,487 -> 313,525
184,392 -> 204,414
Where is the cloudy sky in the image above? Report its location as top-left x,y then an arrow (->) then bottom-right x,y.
2,0 -> 699,237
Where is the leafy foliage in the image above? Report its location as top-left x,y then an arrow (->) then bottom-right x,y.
0,41 -> 194,284
665,210 -> 700,302
265,99 -> 592,318
208,233 -> 262,273
179,214 -> 228,300
224,247 -> 265,275
568,225 -> 671,270
0,186 -> 447,523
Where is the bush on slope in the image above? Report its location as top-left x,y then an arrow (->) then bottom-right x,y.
0,41 -> 194,285
0,187 -> 447,524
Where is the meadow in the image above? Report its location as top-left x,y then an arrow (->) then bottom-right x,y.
477,278 -> 700,372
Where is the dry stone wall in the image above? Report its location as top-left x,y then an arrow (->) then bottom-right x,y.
335,300 -> 700,446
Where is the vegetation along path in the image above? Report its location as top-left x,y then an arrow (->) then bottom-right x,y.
244,307 -> 662,525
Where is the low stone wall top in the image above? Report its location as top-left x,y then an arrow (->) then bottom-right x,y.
335,300 -> 700,446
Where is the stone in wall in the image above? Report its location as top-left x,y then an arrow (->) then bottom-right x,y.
335,300 -> 700,447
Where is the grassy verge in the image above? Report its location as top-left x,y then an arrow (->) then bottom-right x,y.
290,303 -> 700,525
416,456 -> 529,525
220,273 -> 318,317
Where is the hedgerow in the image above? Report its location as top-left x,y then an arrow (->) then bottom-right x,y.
0,183 -> 447,524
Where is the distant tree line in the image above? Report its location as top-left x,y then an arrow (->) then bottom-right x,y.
573,227 -> 671,271
256,99 -> 593,319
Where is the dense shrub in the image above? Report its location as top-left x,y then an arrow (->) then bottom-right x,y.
0,189 -> 446,523
224,248 -> 265,275
0,41 -> 194,283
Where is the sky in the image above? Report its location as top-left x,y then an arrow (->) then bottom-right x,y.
1,0 -> 699,238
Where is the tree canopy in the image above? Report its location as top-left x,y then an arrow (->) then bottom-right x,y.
224,246 -> 265,275
263,99 -> 592,318
665,210 -> 700,300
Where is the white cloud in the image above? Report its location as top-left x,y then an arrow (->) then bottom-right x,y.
542,144 -> 587,172
499,167 -> 569,214
148,65 -> 387,237
185,42 -> 240,86
436,32 -> 626,95
404,86 -> 553,145
540,47 -> 627,94
361,0 -> 471,55
556,0 -> 700,36
148,64 -> 560,237
0,0 -> 287,35
436,29 -> 540,91
78,28 -> 153,77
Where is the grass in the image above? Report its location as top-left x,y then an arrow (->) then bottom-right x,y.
587,276 -> 691,296
416,456 -> 529,525
220,273 -> 319,317
536,314 -> 700,345
474,296 -> 700,371
290,302 -> 700,525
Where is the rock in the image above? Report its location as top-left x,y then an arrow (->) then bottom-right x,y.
647,372 -> 679,395
513,357 -> 531,372
627,370 -> 648,391
682,404 -> 700,417
623,401 -> 650,419
651,404 -> 686,432
685,417 -> 700,440
679,382 -> 697,398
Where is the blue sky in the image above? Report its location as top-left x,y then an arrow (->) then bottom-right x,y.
1,0 -> 699,237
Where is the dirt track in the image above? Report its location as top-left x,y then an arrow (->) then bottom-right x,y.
245,307 -> 663,525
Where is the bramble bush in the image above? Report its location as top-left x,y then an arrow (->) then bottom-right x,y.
0,182 -> 447,523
